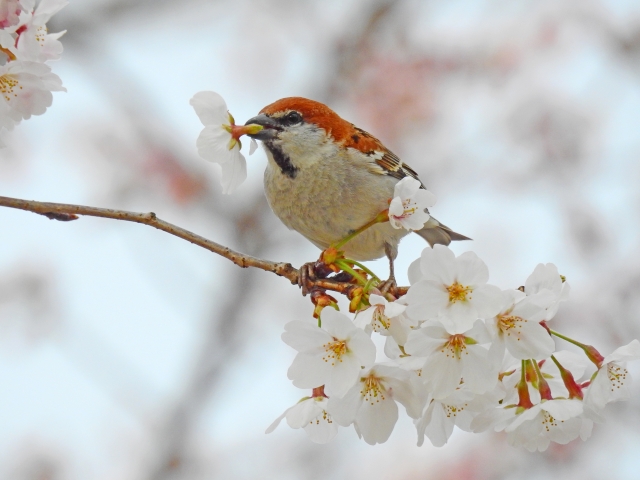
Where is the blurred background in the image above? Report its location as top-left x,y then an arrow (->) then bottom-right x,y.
1,0 -> 640,478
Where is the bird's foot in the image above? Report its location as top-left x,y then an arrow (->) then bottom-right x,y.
377,275 -> 397,296
298,261 -> 332,296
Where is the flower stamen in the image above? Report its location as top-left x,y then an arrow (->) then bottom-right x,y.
360,373 -> 386,405
447,282 -> 472,303
322,339 -> 348,365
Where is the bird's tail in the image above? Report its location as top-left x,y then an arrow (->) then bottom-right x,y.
415,216 -> 471,247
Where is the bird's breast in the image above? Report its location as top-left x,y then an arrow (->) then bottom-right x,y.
262,148 -> 408,260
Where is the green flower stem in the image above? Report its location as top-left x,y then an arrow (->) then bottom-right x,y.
549,329 -> 605,367
549,330 -> 585,349
334,210 -> 389,249
363,278 -> 377,296
349,260 -> 381,282
334,260 -> 368,285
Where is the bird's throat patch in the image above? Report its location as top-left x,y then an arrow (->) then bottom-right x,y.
265,141 -> 298,179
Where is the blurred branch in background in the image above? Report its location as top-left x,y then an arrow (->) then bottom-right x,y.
0,262 -> 60,343
145,195 -> 272,479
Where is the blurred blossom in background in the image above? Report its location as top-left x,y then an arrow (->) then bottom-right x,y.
1,0 -> 640,478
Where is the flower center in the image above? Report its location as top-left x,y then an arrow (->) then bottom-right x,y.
442,334 -> 468,359
447,282 -> 472,303
444,402 -> 469,418
497,314 -> 526,338
371,306 -> 390,332
360,374 -> 386,405
401,199 -> 417,217
309,408 -> 334,426
0,74 -> 21,102
541,411 -> 558,431
322,339 -> 347,366
607,363 -> 628,390
36,25 -> 47,46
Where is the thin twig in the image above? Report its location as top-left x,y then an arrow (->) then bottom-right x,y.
0,195 -> 409,297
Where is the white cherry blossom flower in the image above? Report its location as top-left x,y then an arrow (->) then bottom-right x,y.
355,293 -> 415,345
190,91 -> 261,194
266,395 -> 338,444
0,60 -> 64,128
416,388 -> 502,447
525,263 -> 570,322
404,320 -> 498,398
504,399 -> 589,452
282,308 -> 376,398
487,289 -> 555,362
328,364 -> 422,445
14,0 -> 67,62
388,177 -> 435,231
584,339 -> 640,412
404,245 -> 502,333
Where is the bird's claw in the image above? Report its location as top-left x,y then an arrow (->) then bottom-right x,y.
378,275 -> 397,296
298,261 -> 333,296
298,262 -> 315,296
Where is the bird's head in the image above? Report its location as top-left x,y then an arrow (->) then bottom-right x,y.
245,97 -> 344,141
244,97 -> 382,177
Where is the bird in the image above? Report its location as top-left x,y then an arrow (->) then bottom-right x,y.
244,97 -> 469,290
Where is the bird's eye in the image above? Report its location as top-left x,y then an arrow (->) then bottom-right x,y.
282,111 -> 303,125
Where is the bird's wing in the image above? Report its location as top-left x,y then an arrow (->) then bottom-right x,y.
343,126 -> 425,187
366,149 -> 424,186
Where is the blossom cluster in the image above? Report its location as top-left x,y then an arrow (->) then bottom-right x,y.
0,0 -> 66,143
269,246 -> 640,451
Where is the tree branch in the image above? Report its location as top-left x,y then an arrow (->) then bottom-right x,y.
0,195 -> 409,297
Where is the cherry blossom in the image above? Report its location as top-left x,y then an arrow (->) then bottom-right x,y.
416,388 -> 502,447
14,0 -> 67,62
266,395 -> 338,444
487,289 -> 555,362
327,364 -> 422,445
525,263 -> 570,322
282,308 -> 376,397
584,340 -> 640,412
404,245 -> 502,333
354,293 -> 415,345
0,60 -> 64,128
404,320 -> 498,398
388,177 -> 435,231
504,399 -> 590,452
0,0 -> 66,136
190,91 -> 262,194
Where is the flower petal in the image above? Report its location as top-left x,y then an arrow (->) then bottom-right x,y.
190,91 -> 229,126
219,150 -> 247,194
420,244 -> 456,284
604,339 -> 640,364
249,138 -> 258,155
455,251 -> 489,285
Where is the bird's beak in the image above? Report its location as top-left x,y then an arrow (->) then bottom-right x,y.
244,114 -> 280,141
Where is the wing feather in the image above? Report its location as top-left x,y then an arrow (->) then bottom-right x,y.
366,149 -> 425,187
